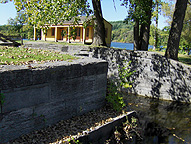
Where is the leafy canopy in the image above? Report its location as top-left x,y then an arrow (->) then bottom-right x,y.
1,0 -> 92,30
121,0 -> 154,24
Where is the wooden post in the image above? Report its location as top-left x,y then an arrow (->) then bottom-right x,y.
83,27 -> 86,44
55,27 -> 58,42
21,35 -> 23,45
41,29 -> 43,40
33,26 -> 37,41
68,26 -> 70,43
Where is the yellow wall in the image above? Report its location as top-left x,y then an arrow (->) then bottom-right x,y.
41,27 -> 55,41
104,20 -> 112,47
40,19 -> 112,46
84,26 -> 93,43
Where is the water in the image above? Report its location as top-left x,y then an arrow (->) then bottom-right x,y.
124,94 -> 191,143
111,42 -> 134,50
111,42 -> 153,51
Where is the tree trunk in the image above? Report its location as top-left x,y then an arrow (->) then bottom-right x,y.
140,0 -> 152,51
165,0 -> 188,60
134,19 -> 140,51
140,24 -> 150,51
154,0 -> 159,50
92,0 -> 107,46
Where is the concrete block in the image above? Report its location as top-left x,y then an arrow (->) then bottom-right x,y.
2,84 -> 50,113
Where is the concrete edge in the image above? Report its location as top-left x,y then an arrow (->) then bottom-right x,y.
66,111 -> 137,144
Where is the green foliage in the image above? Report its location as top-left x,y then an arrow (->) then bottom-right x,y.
121,0 -> 154,25
5,0 -> 93,31
123,116 -> 142,140
149,24 -> 170,49
0,24 -> 34,39
118,61 -> 135,88
180,4 -> 191,55
178,55 -> 191,65
106,81 -> 126,111
108,116 -> 142,142
61,30 -> 67,37
70,27 -> 77,40
68,137 -> 81,144
161,1 -> 175,25
0,46 -> 76,65
106,61 -> 135,111
110,21 -> 133,43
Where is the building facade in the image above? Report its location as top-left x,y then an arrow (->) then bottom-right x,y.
34,16 -> 112,47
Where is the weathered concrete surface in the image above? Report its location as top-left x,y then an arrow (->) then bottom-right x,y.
71,111 -> 137,144
88,48 -> 191,102
24,42 -> 191,102
23,41 -> 88,55
0,58 -> 108,143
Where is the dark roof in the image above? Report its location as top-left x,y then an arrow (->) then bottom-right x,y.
62,16 -> 94,24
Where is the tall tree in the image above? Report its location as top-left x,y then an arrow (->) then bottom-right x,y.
122,0 -> 153,51
139,0 -> 153,51
1,0 -> 92,34
161,1 -> 175,26
7,11 -> 27,45
1,0 -> 107,46
154,0 -> 159,50
165,0 -> 188,60
180,3 -> 191,55
91,0 -> 106,46
152,0 -> 162,50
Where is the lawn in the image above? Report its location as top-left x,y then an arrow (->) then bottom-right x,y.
154,51 -> 191,66
0,46 -> 76,65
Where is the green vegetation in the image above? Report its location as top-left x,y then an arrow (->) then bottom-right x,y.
68,137 -> 81,144
149,50 -> 191,66
107,81 -> 126,112
106,61 -> 135,111
106,116 -> 142,143
0,46 -> 76,65
0,24 -> 34,40
178,55 -> 191,65
110,21 -> 134,43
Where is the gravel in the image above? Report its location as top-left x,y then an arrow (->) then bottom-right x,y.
7,105 -> 127,144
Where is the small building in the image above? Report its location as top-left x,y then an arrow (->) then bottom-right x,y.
34,16 -> 112,47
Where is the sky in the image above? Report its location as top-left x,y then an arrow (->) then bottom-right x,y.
0,1 -> 168,29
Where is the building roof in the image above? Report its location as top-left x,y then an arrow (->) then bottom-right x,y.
49,16 -> 112,27
62,16 -> 94,24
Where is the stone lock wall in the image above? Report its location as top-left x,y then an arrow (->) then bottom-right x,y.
0,58 -> 108,143
23,42 -> 191,102
87,47 -> 191,102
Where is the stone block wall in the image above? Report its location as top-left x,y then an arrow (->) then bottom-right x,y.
23,42 -> 191,102
88,47 -> 191,102
0,58 -> 108,143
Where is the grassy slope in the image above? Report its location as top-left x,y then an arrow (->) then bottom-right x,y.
0,46 -> 76,65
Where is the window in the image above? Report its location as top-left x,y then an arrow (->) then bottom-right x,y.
51,28 -> 55,36
86,28 -> 89,37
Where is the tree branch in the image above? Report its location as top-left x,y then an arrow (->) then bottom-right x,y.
113,0 -> 117,11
